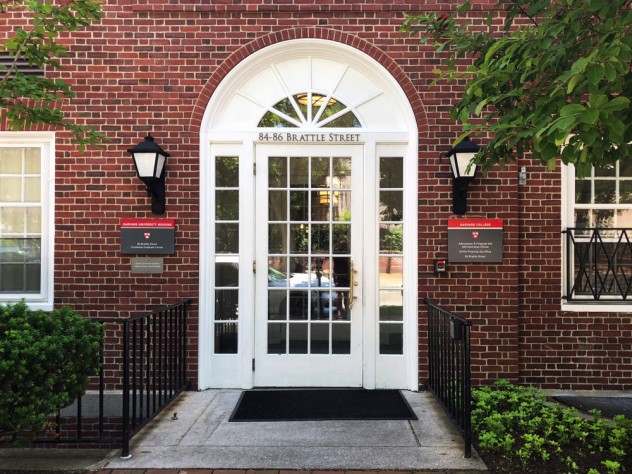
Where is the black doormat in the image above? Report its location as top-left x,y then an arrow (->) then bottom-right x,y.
229,389 -> 418,422
553,396 -> 632,419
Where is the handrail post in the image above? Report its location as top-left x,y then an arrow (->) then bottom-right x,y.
121,319 -> 132,459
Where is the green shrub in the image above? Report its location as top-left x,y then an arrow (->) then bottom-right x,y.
0,301 -> 102,443
472,380 -> 632,473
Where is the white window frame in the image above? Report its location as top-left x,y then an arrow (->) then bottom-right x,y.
562,164 -> 632,312
0,132 -> 55,310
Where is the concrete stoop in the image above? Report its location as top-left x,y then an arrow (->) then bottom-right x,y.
0,390 -> 488,473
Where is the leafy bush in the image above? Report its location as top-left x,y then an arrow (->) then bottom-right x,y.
0,301 -> 102,443
472,380 -> 632,473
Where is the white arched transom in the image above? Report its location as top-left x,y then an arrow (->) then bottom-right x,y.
202,39 -> 412,134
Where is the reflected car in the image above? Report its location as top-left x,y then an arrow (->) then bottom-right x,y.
214,257 -> 338,319
268,267 -> 338,320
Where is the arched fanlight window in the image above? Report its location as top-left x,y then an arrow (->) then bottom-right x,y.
258,92 -> 361,128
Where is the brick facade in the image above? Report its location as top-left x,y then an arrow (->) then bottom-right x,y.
1,0 -> 630,390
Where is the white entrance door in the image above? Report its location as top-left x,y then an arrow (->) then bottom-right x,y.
254,144 -> 364,387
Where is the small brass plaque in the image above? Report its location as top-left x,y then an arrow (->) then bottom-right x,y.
131,257 -> 164,274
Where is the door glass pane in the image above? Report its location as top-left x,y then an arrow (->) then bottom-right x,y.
290,191 -> 309,220
380,157 -> 403,188
379,256 -> 403,287
290,157 -> 309,187
289,323 -> 308,354
311,323 -> 329,354
268,323 -> 286,354
380,324 -> 403,355
267,153 -> 353,354
216,224 -> 239,253
215,323 -> 238,354
379,290 -> 403,321
332,323 -> 350,354
215,289 -> 238,320
269,191 -> 287,220
216,156 -> 239,187
269,156 -> 287,187
216,190 -> 239,220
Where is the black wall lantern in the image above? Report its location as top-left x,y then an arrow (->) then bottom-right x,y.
446,136 -> 480,215
128,134 -> 170,214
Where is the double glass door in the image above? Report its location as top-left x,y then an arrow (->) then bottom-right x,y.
254,145 -> 363,387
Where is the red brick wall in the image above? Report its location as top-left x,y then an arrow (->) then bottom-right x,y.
1,0 -> 631,390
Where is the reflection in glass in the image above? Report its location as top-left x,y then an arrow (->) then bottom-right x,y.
574,209 -> 590,228
290,256 -> 308,274
268,290 -> 287,320
290,224 -> 308,253
215,258 -> 238,286
312,157 -> 329,187
333,191 -> 351,220
290,191 -> 308,221
379,256 -> 403,287
380,324 -> 403,354
332,323 -> 351,354
621,161 -> 632,177
621,181 -> 632,204
215,323 -> 238,354
380,225 -> 403,253
215,224 -> 239,253
216,190 -> 239,220
289,323 -> 308,353
268,257 -> 287,283
379,290 -> 403,321
311,323 -> 329,354
594,209 -> 614,227
332,225 -> 350,251
289,291 -> 309,320
574,179 -> 592,204
593,181 -> 616,204
268,323 -> 287,354
290,157 -> 309,188
595,164 -> 616,177
311,224 -> 330,253
332,157 -> 351,186
269,156 -> 287,187
215,289 -> 238,320
216,156 -> 239,187
380,191 -> 403,221
269,191 -> 287,221
26,265 -> 40,291
269,223 -> 287,253
380,157 -> 403,188
322,111 -> 361,128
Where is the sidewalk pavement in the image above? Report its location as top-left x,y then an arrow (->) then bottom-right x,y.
0,390 -> 487,473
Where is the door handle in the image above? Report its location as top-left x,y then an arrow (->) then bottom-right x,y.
349,260 -> 359,310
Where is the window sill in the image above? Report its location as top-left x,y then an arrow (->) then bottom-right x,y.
562,302 -> 632,313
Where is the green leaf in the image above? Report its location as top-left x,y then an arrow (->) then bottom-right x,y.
602,96 -> 630,112
581,108 -> 599,125
586,64 -> 604,85
560,104 -> 585,117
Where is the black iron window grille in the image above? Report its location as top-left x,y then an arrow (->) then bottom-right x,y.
565,228 -> 632,301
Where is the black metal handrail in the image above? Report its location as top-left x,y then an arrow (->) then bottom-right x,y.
36,299 -> 192,458
565,228 -> 632,300
425,298 -> 472,458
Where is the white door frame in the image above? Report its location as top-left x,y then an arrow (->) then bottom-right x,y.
198,39 -> 418,390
